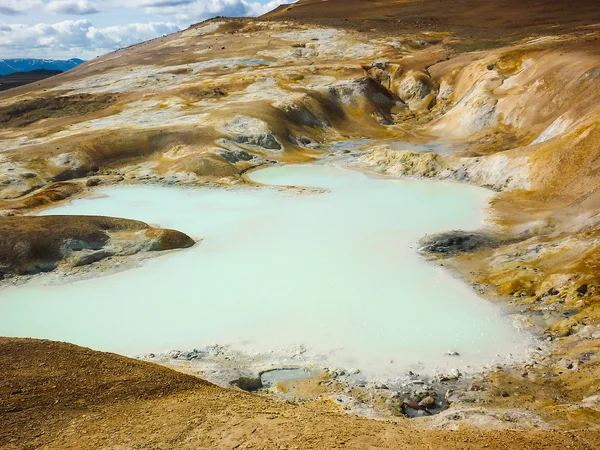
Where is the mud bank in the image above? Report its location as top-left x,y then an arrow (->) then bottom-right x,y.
141,339 -> 547,420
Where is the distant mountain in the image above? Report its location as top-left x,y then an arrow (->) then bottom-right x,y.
0,58 -> 84,76
0,69 -> 63,92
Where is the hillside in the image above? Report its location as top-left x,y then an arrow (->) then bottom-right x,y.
2,337 -> 599,449
0,0 -> 600,447
264,0 -> 600,29
0,69 -> 62,92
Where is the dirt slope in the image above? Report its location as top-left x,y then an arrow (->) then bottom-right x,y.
2,338 -> 600,450
265,0 -> 600,30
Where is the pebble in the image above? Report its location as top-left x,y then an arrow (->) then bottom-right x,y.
419,396 -> 436,408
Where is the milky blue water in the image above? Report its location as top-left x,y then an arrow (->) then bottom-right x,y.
0,165 -> 530,377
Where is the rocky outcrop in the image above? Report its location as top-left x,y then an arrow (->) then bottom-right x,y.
363,63 -> 438,112
327,78 -> 402,116
0,182 -> 83,214
360,147 -> 530,191
428,71 -> 502,138
418,231 -> 500,256
0,215 -> 195,277
221,115 -> 283,151
392,70 -> 438,112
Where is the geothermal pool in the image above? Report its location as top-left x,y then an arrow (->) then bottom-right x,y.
0,165 -> 531,378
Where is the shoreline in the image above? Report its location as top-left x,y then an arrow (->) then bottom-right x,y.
139,329 -> 544,419
4,337 -> 596,449
0,153 -> 549,421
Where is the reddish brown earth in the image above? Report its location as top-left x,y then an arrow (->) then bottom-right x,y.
265,0 -> 600,31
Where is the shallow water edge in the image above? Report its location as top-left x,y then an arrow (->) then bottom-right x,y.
0,163 -> 543,418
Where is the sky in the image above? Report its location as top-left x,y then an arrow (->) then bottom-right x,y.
0,0 -> 288,60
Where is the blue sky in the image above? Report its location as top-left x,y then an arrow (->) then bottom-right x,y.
0,0 -> 288,60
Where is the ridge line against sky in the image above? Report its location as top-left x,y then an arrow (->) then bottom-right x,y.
0,0 -> 289,60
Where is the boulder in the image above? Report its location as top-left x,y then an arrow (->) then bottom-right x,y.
391,70 -> 438,112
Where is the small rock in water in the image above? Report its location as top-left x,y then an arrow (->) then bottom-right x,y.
418,396 -> 436,408
449,368 -> 461,379
436,369 -> 461,382
181,349 -> 206,360
167,350 -> 182,359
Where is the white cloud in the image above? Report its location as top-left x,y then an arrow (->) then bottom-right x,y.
86,22 -> 181,48
0,19 -> 181,59
0,0 -> 288,59
129,0 -> 285,22
0,0 -> 42,16
46,1 -> 100,15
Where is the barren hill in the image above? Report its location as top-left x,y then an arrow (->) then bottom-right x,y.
265,0 -> 600,29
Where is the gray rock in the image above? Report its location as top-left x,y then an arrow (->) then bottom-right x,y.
180,349 -> 207,360
166,350 -> 182,359
419,231 -> 498,256
436,369 -> 461,382
234,133 -> 282,150
419,396 -> 436,408
215,148 -> 259,164
557,359 -> 580,371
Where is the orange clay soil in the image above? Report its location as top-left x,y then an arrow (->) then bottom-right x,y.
1,337 -> 600,450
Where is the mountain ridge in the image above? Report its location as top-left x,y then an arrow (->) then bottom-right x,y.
0,58 -> 85,76
0,69 -> 63,92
